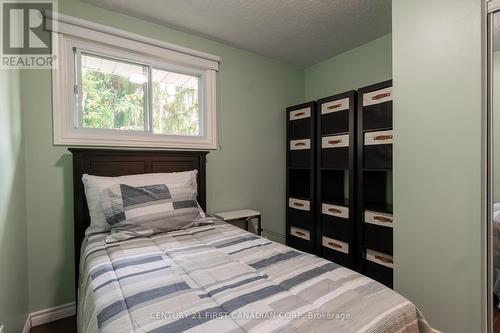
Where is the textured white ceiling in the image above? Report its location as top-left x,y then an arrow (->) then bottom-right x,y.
82,0 -> 391,67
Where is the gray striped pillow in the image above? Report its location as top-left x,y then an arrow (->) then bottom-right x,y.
100,183 -> 209,243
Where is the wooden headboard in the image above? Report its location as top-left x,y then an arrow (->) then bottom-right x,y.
69,148 -> 208,288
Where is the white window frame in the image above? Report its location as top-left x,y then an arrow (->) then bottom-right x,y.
50,13 -> 218,149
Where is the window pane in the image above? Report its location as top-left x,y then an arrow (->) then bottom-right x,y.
81,53 -> 147,131
152,68 -> 200,136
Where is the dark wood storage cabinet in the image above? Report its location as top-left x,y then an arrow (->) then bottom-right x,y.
286,102 -> 316,254
286,80 -> 393,288
356,80 -> 394,288
316,91 -> 357,269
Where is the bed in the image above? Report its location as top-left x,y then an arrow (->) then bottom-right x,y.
71,149 -> 434,333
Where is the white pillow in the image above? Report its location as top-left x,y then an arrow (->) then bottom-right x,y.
82,171 -> 198,235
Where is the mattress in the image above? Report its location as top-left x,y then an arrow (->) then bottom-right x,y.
78,220 -> 433,333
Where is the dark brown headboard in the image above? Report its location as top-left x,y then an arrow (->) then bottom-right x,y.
69,148 -> 208,289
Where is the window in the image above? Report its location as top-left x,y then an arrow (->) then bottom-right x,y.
79,53 -> 148,132
151,68 -> 200,136
51,16 -> 218,149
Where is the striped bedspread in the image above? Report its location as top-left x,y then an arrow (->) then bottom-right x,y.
78,220 -> 433,333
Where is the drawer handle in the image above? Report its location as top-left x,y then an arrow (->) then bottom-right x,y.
328,139 -> 343,145
375,255 -> 393,264
293,202 -> 305,207
372,92 -> 391,100
328,208 -> 342,214
295,231 -> 306,237
294,112 -> 305,117
373,134 -> 393,141
294,142 -> 307,147
373,215 -> 393,223
327,103 -> 342,110
328,241 -> 342,249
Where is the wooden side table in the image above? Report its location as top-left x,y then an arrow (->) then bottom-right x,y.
214,209 -> 262,236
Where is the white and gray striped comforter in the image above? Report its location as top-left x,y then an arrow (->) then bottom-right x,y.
78,220 -> 433,333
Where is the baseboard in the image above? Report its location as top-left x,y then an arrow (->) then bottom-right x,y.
30,302 -> 76,328
22,315 -> 30,333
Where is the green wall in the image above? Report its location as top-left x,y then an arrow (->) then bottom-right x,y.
22,0 -> 304,312
392,1 -> 482,332
0,69 -> 29,331
304,34 -> 392,101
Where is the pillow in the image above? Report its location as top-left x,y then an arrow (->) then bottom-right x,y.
82,171 -> 198,235
100,182 -> 208,243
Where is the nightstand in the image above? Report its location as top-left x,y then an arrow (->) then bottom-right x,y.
214,209 -> 262,236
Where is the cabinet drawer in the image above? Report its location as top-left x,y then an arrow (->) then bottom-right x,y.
363,87 -> 393,131
290,139 -> 311,150
289,108 -> 311,139
321,110 -> 349,135
363,87 -> 393,106
290,227 -> 310,241
322,203 -> 349,218
288,198 -> 310,211
320,97 -> 350,135
290,107 -> 311,120
321,99 -> 350,134
322,236 -> 349,254
364,130 -> 393,145
321,135 -> 349,169
366,249 -> 393,269
322,134 -> 349,148
365,210 -> 393,228
321,203 -> 350,240
364,131 -> 393,169
321,98 -> 350,114
289,139 -> 311,168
